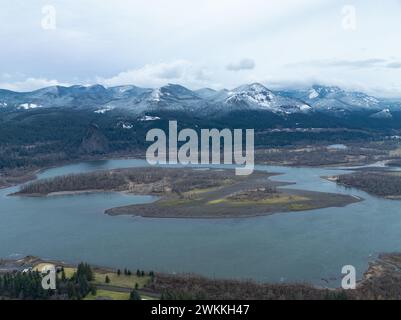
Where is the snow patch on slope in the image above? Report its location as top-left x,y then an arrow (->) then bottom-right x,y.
139,115 -> 161,121
308,89 -> 319,99
18,103 -> 42,110
94,106 -> 114,114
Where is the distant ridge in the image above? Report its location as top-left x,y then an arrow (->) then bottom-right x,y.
0,82 -> 398,119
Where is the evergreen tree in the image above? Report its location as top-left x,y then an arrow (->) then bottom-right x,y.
91,286 -> 97,296
129,290 -> 141,301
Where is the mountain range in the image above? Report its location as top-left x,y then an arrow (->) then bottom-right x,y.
0,83 -> 398,119
3,82 -> 401,172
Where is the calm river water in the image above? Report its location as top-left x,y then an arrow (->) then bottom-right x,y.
1,159 -> 400,287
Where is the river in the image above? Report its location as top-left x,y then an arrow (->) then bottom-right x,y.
1,159 -> 400,288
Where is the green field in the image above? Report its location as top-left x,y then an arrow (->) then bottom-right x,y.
84,289 -> 130,300
60,266 -> 152,300
208,195 -> 309,206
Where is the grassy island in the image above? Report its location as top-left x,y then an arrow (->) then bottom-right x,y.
13,167 -> 360,218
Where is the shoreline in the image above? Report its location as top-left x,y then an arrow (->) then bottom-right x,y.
9,189 -> 127,197
1,151 -> 392,192
0,152 -> 148,191
323,172 -> 401,200
3,252 -> 401,299
10,167 -> 362,219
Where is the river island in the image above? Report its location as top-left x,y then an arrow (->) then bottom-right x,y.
12,167 -> 361,219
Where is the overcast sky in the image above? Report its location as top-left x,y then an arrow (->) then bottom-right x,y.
1,0 -> 401,96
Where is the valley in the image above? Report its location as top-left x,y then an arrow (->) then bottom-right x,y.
2,83 -> 401,298
2,82 -> 401,188
4,0 -> 401,303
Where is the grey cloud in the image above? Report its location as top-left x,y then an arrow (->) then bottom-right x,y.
157,65 -> 184,79
325,59 -> 386,68
226,58 -> 255,71
386,62 -> 401,69
98,60 -> 215,89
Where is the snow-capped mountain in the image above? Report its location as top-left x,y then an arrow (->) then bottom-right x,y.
217,83 -> 312,114
279,85 -> 381,113
0,85 -> 114,109
147,84 -> 202,104
0,83 -> 399,120
143,83 -> 207,112
105,83 -> 207,114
